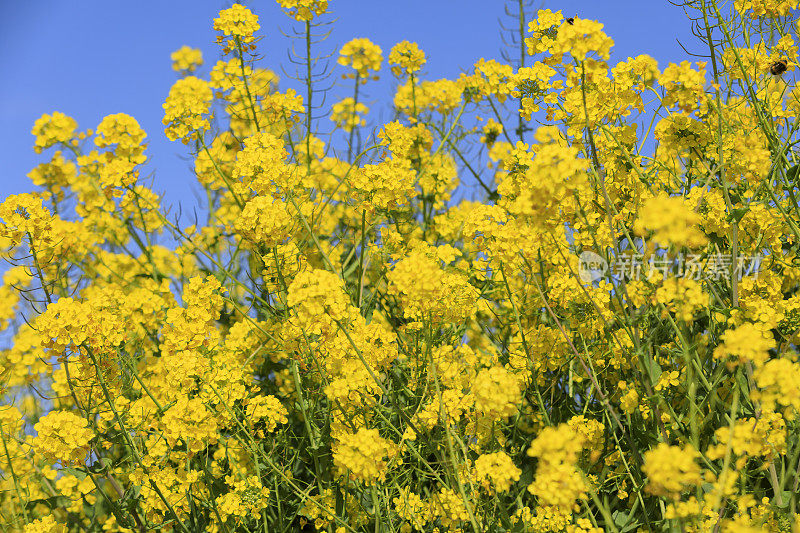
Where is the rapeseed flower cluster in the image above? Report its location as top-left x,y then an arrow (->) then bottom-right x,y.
4,1 -> 800,531
338,37 -> 382,80
171,45 -> 203,73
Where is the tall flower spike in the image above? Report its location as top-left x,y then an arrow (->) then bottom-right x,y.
338,38 -> 383,81
214,3 -> 260,54
389,41 -> 426,77
277,0 -> 329,22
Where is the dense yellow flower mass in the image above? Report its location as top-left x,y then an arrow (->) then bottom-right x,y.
389,40 -> 426,76
215,475 -> 270,524
277,0 -> 328,22
235,195 -> 295,247
642,443 -> 704,499
635,192 -> 708,249
5,1 -> 800,531
214,3 -> 260,50
338,37 -> 383,80
30,111 -> 77,153
0,193 -> 53,247
162,76 -> 213,143
713,322 -> 776,369
734,0 -> 800,18
474,451 -> 521,493
32,411 -> 94,465
171,45 -> 203,73
333,428 -> 398,483
330,97 -> 369,131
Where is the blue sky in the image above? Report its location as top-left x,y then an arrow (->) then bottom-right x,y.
0,1 -> 694,210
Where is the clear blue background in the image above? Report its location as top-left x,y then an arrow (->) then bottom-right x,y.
0,1 -> 694,210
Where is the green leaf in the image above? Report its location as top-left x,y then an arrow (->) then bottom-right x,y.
88,457 -> 114,473
786,164 -> 800,181
642,354 -> 662,385
61,466 -> 86,478
773,490 -> 792,508
25,496 -> 68,511
726,207 -> 749,223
